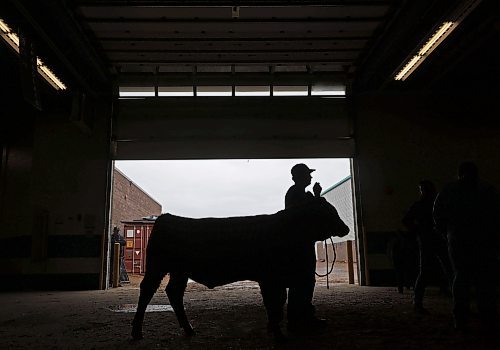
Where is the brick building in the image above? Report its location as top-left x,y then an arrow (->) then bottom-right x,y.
111,167 -> 162,233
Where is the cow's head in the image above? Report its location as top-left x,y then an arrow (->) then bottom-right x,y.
290,197 -> 350,242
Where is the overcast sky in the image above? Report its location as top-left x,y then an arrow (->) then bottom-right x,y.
115,158 -> 351,218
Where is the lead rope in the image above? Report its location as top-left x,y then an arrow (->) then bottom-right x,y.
315,237 -> 337,289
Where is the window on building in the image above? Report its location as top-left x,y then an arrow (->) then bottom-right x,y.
119,86 -> 155,97
158,86 -> 194,97
197,86 -> 233,96
273,86 -> 309,96
235,86 -> 270,96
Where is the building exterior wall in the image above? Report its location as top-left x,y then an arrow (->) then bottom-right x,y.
322,176 -> 355,243
316,241 -> 358,263
111,168 -> 162,233
316,176 -> 357,267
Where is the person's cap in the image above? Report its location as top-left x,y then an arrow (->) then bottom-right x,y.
291,163 -> 315,178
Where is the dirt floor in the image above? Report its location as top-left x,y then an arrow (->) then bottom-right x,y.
1,263 -> 498,349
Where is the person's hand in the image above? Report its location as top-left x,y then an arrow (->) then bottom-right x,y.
313,182 -> 322,197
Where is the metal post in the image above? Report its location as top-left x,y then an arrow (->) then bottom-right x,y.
99,230 -> 107,290
347,240 -> 355,284
112,242 -> 120,288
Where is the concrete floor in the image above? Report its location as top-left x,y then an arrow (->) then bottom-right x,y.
1,264 -> 498,349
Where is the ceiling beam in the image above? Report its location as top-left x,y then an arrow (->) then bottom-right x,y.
85,18 -> 384,24
104,48 -> 361,54
75,1 -> 392,6
111,59 -> 353,64
97,36 -> 371,42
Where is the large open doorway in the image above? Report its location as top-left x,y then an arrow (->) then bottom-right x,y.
104,93 -> 361,288
107,158 -> 360,288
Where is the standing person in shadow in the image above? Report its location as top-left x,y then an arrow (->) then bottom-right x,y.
402,180 -> 453,314
111,226 -> 129,286
284,163 -> 327,332
434,162 -> 500,331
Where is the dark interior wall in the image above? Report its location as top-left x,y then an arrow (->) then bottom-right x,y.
355,93 -> 500,285
0,91 -> 112,290
0,129 -> 35,266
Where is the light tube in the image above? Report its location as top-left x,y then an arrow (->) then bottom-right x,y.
394,0 -> 482,81
1,17 -> 66,90
7,32 -> 20,47
394,55 -> 422,81
0,19 -> 10,32
37,58 -> 67,90
394,21 -> 454,81
418,21 -> 454,56
0,18 -> 20,53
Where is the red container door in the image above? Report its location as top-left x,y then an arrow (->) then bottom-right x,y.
123,223 -> 155,275
124,225 -> 135,273
133,226 -> 144,274
124,225 -> 144,274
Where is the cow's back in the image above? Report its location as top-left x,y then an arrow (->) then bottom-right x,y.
146,212 -> 291,284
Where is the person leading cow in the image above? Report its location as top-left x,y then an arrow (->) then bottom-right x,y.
284,163 -> 326,332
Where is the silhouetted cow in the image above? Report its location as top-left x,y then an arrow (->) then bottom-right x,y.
131,197 -> 349,340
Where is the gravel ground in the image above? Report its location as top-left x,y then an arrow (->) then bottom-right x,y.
1,263 -> 498,349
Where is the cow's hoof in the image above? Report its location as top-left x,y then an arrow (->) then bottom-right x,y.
131,328 -> 143,340
131,320 -> 143,340
267,324 -> 287,343
273,330 -> 287,343
183,327 -> 196,337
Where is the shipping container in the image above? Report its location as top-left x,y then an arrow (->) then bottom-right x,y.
122,217 -> 157,274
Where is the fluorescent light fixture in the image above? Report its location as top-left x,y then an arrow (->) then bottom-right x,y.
37,58 -> 67,90
0,17 -> 66,90
394,21 -> 454,81
394,0 -> 482,81
418,21 -> 454,56
394,54 -> 423,81
0,19 -> 9,32
0,19 -> 20,53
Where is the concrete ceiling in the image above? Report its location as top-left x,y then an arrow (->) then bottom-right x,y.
1,1 -> 496,95
75,0 -> 394,82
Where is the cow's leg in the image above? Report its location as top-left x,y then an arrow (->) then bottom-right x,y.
166,273 -> 194,336
259,281 -> 287,341
132,270 -> 164,340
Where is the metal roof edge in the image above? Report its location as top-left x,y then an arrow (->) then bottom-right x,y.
321,175 -> 352,195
